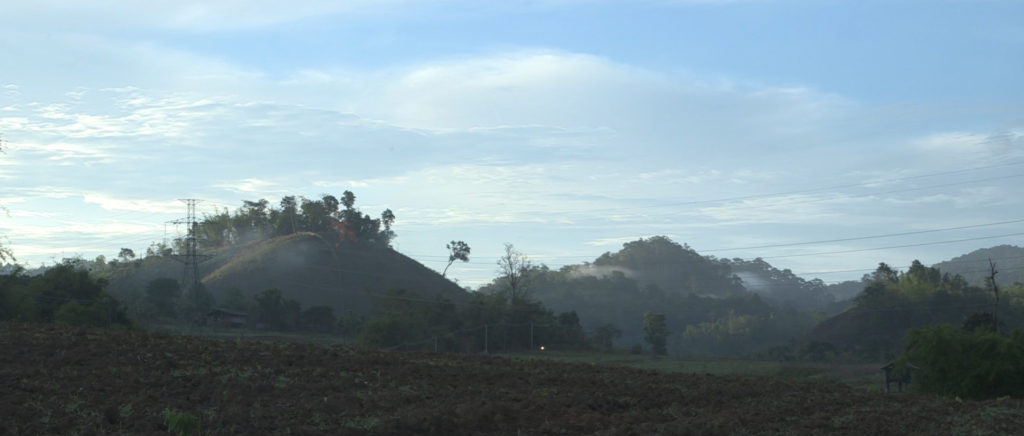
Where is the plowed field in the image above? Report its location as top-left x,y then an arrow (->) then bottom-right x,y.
3,322 -> 1023,435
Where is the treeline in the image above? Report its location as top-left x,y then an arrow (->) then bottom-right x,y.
805,260 -> 1024,362
196,191 -> 395,249
0,260 -> 132,329
119,275 -> 593,353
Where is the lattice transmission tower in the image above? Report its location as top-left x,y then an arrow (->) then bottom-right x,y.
169,199 -> 211,305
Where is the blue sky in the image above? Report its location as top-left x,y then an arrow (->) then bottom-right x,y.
1,0 -> 1022,288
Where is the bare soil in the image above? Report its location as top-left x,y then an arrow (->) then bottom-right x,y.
3,322 -> 1023,435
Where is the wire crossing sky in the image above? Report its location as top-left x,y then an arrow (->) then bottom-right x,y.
0,1 -> 1022,287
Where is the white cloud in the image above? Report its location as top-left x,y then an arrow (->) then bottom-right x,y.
1,1 -> 412,33
82,194 -> 183,214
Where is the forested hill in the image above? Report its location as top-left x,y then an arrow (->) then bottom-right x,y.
99,192 -> 468,319
932,245 -> 1024,287
573,236 -> 836,310
479,236 -> 835,355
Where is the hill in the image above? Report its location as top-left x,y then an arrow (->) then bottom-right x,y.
104,232 -> 468,317
7,322 -> 1024,435
932,244 -> 1024,287
481,237 -> 826,356
802,258 -> 1024,361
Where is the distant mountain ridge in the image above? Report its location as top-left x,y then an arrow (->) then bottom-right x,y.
932,244 -> 1024,287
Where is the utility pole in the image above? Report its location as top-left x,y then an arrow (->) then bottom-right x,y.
988,258 -> 1000,333
170,199 -> 211,308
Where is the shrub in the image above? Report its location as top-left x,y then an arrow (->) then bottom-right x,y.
163,409 -> 201,436
899,325 -> 1024,399
54,302 -> 109,328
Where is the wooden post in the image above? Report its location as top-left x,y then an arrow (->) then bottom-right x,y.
530,322 -> 534,350
484,325 -> 489,354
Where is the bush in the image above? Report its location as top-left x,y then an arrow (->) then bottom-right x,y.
163,409 -> 201,436
54,302 -> 109,328
899,325 -> 1024,399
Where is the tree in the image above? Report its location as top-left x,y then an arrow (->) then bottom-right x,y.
118,248 -> 136,263
253,288 -> 301,331
54,301 -> 110,327
341,190 -> 356,210
497,243 -> 533,303
145,278 -> 182,317
380,209 -> 396,246
899,325 -> 1024,399
254,288 -> 286,330
443,240 -> 471,278
218,287 -> 249,312
301,305 -> 337,333
591,323 -> 622,352
643,311 -> 669,355
872,262 -> 899,283
987,259 -> 1001,332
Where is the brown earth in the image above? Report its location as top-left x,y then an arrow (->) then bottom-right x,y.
3,322 -> 1023,435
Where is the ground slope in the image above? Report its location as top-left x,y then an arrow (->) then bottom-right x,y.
4,322 -> 1024,435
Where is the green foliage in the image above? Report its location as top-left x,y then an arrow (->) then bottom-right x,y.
145,278 -> 181,317
443,240 -> 471,277
301,305 -> 337,333
53,301 -> 110,327
591,323 -> 622,352
0,261 -> 130,328
193,192 -> 397,250
217,287 -> 250,312
899,325 -> 1024,399
163,409 -> 202,436
253,288 -> 301,331
478,236 -> 821,357
962,312 -> 1003,333
359,290 -> 441,348
799,341 -> 838,362
28,261 -> 107,322
725,257 -> 834,311
643,312 -> 669,355
810,259 -> 1017,361
594,236 -> 743,297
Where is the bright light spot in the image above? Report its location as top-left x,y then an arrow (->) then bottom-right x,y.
539,346 -> 545,351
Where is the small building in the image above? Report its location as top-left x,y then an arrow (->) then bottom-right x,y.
205,307 -> 248,328
881,361 -> 919,393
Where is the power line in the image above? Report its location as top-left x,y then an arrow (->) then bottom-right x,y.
701,218 -> 1024,253
403,218 -> 1024,260
760,232 -> 1024,260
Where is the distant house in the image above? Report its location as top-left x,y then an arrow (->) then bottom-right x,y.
205,307 -> 248,328
881,361 -> 919,393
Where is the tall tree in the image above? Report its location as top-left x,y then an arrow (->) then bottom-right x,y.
118,248 -> 136,263
987,259 -> 1000,332
380,209 -> 396,246
443,240 -> 471,278
341,190 -> 356,210
643,311 -> 669,355
497,243 -> 533,303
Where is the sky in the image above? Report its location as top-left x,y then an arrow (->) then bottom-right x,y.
1,0 -> 1022,288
